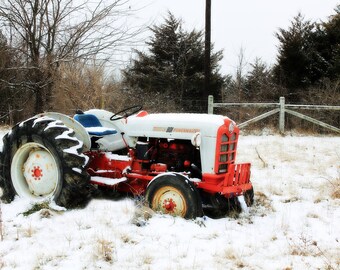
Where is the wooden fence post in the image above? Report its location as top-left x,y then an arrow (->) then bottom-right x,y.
279,97 -> 285,134
208,95 -> 214,114
206,95 -> 339,133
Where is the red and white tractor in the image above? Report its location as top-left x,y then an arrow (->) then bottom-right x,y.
0,106 -> 254,218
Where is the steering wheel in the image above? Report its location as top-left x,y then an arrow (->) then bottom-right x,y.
110,105 -> 142,121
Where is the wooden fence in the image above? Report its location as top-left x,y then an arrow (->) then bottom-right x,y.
208,96 -> 340,134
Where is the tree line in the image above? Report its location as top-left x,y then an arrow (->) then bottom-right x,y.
0,0 -> 138,124
0,1 -> 339,130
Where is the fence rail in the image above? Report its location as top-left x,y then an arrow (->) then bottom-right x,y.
208,96 -> 340,134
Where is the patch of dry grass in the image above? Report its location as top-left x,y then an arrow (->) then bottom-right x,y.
253,191 -> 275,215
0,254 -> 4,269
222,247 -> 237,260
120,233 -> 138,245
23,223 -> 35,238
330,177 -> 340,199
96,238 -> 116,263
316,172 -> 340,201
288,234 -> 319,257
287,234 -> 339,270
139,253 -> 153,266
212,247 -> 249,269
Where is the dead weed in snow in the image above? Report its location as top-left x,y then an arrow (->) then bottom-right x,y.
21,202 -> 50,217
120,233 -> 138,245
288,234 -> 319,257
0,255 -> 4,269
218,247 -> 248,269
96,238 -> 116,263
287,234 -> 339,270
252,191 -> 274,215
315,173 -> 340,202
330,177 -> 340,199
221,247 -> 237,260
282,196 -> 300,203
236,192 -> 274,225
138,253 -> 153,266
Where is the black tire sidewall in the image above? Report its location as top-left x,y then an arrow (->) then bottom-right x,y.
0,117 -> 90,208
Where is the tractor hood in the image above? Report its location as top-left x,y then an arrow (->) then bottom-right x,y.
125,113 -> 234,140
83,109 -> 237,152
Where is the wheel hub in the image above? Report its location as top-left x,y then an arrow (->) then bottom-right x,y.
32,166 -> 43,179
153,186 -> 187,216
22,149 -> 59,197
163,198 -> 177,212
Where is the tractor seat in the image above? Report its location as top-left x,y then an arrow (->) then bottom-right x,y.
74,114 -> 117,137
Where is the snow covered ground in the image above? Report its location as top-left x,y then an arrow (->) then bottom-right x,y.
0,128 -> 339,270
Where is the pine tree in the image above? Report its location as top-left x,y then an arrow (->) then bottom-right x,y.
317,5 -> 340,80
274,14 -> 316,93
123,12 -> 225,112
245,58 -> 278,101
274,7 -> 340,102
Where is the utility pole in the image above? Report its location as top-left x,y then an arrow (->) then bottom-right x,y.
204,0 -> 211,110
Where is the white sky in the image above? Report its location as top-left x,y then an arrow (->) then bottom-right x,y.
127,0 -> 339,75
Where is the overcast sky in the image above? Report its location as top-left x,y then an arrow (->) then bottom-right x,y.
127,0 -> 339,75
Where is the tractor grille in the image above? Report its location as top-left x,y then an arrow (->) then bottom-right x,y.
217,132 -> 237,173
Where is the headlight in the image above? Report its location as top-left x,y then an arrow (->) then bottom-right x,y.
191,132 -> 201,147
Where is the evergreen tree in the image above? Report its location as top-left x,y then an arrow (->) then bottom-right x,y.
245,58 -> 278,101
123,12 -> 226,112
273,14 -> 316,93
274,7 -> 340,101
317,5 -> 340,80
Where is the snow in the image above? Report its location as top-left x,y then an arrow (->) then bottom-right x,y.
237,195 -> 249,214
32,116 -> 57,128
72,168 -> 82,174
91,176 -> 127,186
54,127 -> 89,166
0,128 -> 339,270
105,153 -> 131,162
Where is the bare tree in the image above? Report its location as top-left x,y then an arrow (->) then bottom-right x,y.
0,0 -> 141,113
234,47 -> 248,101
52,60 -> 119,114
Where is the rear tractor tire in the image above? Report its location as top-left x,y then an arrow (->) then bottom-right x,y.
0,116 -> 91,208
145,174 -> 202,219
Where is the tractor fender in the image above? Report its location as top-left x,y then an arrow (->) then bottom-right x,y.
147,172 -> 200,198
35,112 -> 91,152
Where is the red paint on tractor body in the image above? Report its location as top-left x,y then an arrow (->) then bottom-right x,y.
85,120 -> 252,199
163,198 -> 177,212
31,166 -> 43,180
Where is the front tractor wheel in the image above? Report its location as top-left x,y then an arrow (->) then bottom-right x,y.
0,116 -> 91,208
145,175 -> 201,219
